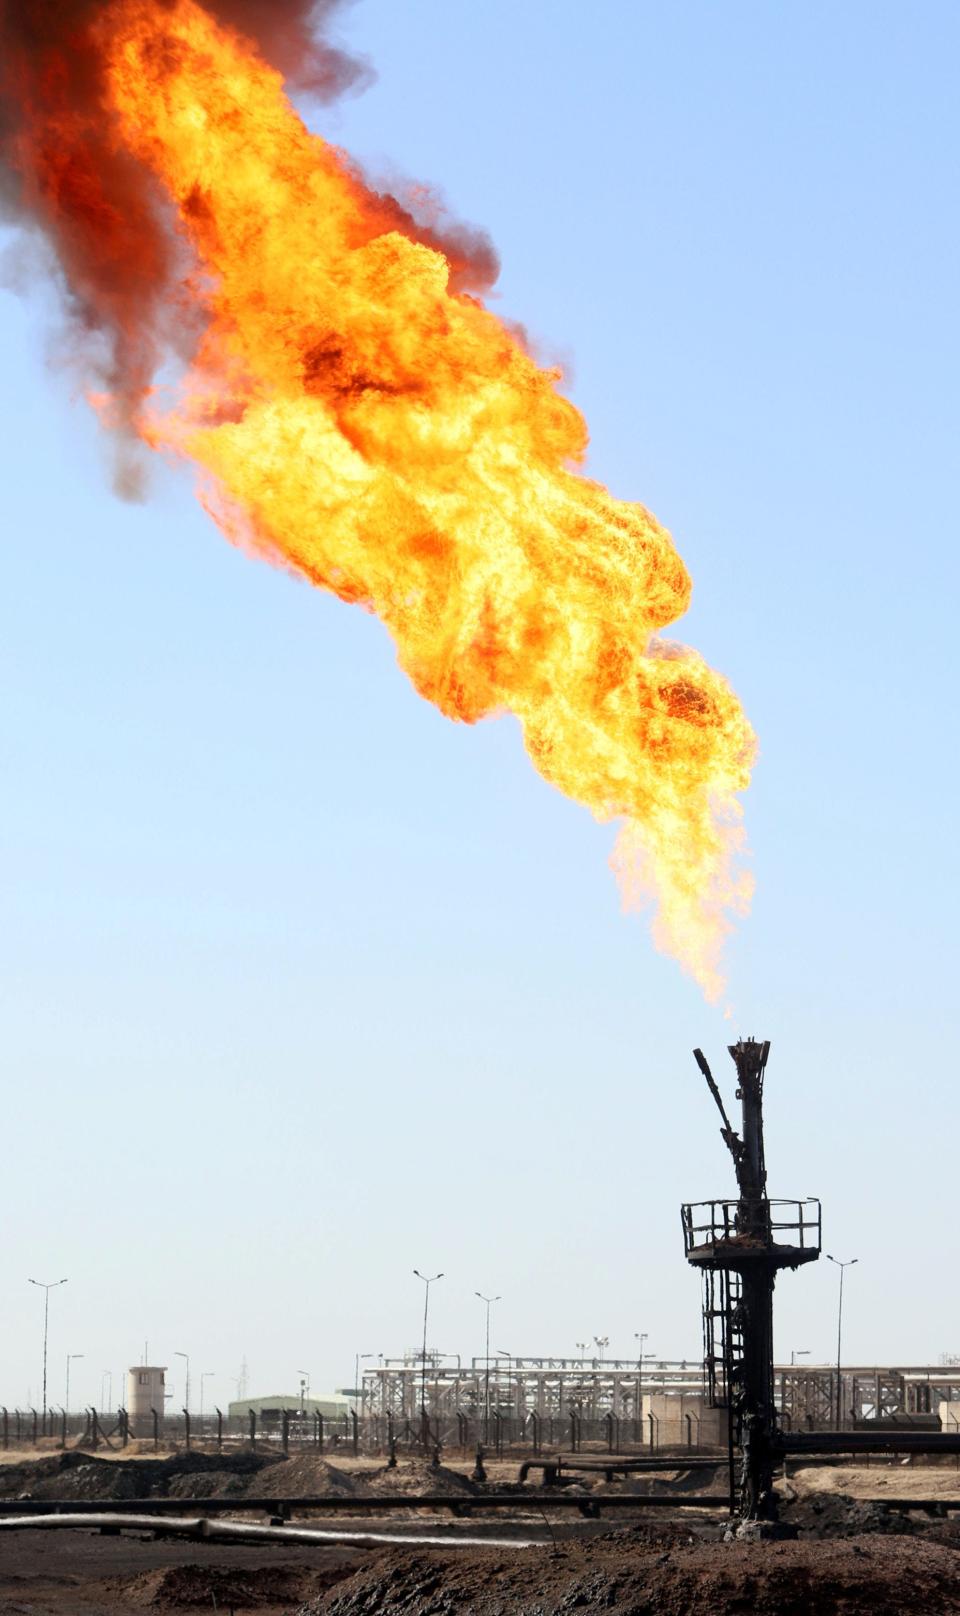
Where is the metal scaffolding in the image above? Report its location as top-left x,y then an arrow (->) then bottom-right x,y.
361,1354 -> 708,1422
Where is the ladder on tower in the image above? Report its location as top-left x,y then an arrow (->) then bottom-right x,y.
701,1265 -> 744,1415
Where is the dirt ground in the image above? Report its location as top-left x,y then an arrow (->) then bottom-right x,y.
0,1531 -> 361,1615
1,1451 -> 960,1614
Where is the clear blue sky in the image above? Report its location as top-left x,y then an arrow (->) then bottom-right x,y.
2,0 -> 958,1412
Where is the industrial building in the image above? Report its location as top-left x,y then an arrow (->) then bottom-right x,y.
228,1392 -> 350,1426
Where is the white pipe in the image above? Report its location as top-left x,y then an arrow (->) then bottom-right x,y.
0,1513 -> 539,1550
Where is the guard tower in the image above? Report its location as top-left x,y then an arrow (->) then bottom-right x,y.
682,1038 -> 820,1528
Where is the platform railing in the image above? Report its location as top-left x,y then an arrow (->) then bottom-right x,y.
681,1197 -> 822,1258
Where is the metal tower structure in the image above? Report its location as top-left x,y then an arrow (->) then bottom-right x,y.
682,1038 -> 821,1529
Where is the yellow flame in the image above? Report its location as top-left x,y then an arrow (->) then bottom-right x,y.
101,0 -> 755,1000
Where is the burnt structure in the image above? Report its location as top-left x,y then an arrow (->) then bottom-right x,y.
682,1038 -> 820,1528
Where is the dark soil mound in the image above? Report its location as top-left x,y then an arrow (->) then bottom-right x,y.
119,1561 -> 354,1608
300,1536 -> 960,1616
782,1489 -> 917,1538
245,1455 -> 370,1499
0,1449 -> 281,1502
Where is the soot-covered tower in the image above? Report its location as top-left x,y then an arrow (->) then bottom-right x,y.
682,1039 -> 821,1530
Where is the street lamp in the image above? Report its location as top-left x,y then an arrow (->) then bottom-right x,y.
175,1351 -> 191,1416
354,1353 -> 373,1413
297,1370 -> 310,1417
827,1255 -> 858,1430
412,1270 -> 443,1417
791,1349 -> 811,1366
475,1292 -> 501,1440
594,1335 -> 609,1364
634,1333 -> 653,1420
65,1353 -> 84,1418
200,1372 -> 215,1424
28,1277 -> 67,1435
575,1342 -> 587,1366
100,1370 -> 113,1411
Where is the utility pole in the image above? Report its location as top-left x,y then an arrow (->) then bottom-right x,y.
28,1278 -> 67,1435
827,1256 -> 858,1430
475,1292 -> 501,1441
413,1270 -> 443,1417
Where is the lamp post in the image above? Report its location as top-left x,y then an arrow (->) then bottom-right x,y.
575,1341 -> 587,1366
495,1351 -> 512,1419
791,1349 -> 811,1366
175,1350 -> 191,1416
475,1292 -> 501,1441
28,1277 -> 67,1435
200,1372 -> 214,1425
594,1335 -> 609,1364
827,1255 -> 858,1430
413,1270 -> 443,1417
65,1353 -> 83,1418
634,1332 -> 651,1423
297,1370 -> 310,1418
100,1370 -> 112,1411
354,1353 -> 372,1414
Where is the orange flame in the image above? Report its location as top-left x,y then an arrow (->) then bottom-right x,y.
22,0 -> 757,999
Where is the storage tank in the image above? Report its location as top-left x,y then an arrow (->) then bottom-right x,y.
126,1365 -> 166,1434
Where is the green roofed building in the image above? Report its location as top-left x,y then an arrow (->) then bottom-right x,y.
228,1393 -> 350,1423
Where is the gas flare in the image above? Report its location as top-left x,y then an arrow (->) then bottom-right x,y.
1,0 -> 756,999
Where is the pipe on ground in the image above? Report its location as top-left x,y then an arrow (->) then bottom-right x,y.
0,1512 -> 540,1550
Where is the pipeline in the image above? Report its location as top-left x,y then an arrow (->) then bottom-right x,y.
0,1511 -> 542,1549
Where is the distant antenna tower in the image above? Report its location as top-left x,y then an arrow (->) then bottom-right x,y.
237,1356 -> 249,1400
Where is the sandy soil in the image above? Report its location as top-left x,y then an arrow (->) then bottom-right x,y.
789,1460 -> 960,1499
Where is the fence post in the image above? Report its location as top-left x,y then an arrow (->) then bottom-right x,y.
317,1414 -> 323,1453
387,1415 -> 397,1468
647,1411 -> 656,1453
61,1407 -> 67,1449
120,1408 -> 129,1449
351,1408 -> 359,1457
31,1408 -> 38,1446
183,1409 -> 191,1451
151,1408 -> 159,1451
605,1412 -> 614,1453
531,1411 -> 540,1454
248,1409 -> 256,1448
2,1408 -> 8,1450
216,1408 -> 223,1453
281,1409 -> 290,1455
91,1408 -> 100,1451
472,1442 -> 486,1482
